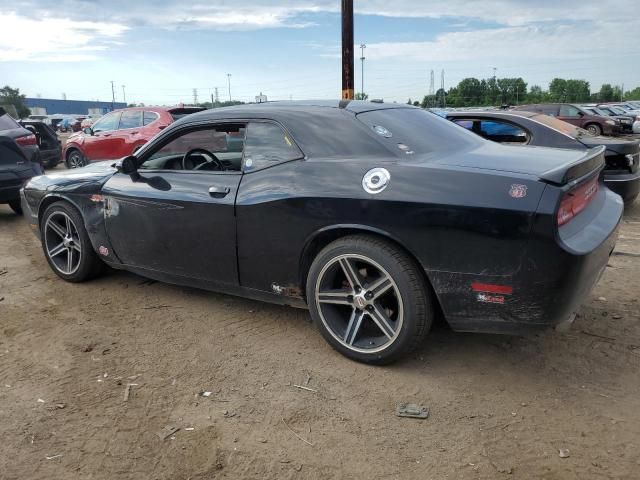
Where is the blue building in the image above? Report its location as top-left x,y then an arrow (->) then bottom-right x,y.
24,98 -> 127,116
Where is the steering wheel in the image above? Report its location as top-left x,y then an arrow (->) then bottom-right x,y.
181,148 -> 224,171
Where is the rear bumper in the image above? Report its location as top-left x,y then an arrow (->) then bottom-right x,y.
430,188 -> 622,335
604,169 -> 640,202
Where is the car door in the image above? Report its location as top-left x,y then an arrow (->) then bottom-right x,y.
84,112 -> 122,160
557,105 -> 583,128
101,122 -> 245,287
110,110 -> 143,157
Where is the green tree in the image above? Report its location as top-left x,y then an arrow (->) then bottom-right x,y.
548,78 -> 567,101
527,85 -> 548,103
0,86 -> 30,118
598,84 -> 615,102
625,87 -> 640,101
564,80 -> 590,102
355,92 -> 369,101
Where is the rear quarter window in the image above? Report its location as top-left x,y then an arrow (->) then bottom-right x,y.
0,114 -> 20,130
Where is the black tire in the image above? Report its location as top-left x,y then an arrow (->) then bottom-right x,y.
40,201 -> 103,282
66,149 -> 86,169
585,123 -> 602,136
306,235 -> 433,365
8,200 -> 22,215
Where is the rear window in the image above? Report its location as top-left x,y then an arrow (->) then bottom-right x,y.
0,113 -> 20,131
118,111 -> 142,129
357,108 -> 482,155
143,111 -> 159,125
453,119 -> 529,144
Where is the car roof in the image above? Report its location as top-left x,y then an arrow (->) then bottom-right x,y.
182,100 -> 416,123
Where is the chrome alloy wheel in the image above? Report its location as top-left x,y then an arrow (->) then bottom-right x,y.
315,254 -> 404,354
44,211 -> 82,275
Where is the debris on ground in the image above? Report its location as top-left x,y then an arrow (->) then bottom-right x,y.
123,383 -> 138,402
559,448 -> 570,458
396,403 -> 429,419
291,384 -> 317,393
281,417 -> 314,446
45,454 -> 63,460
200,391 -> 212,397
156,426 -> 180,440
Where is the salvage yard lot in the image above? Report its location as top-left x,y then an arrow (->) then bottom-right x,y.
1,194 -> 639,479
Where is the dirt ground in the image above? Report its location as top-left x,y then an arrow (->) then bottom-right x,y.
1,173 -> 640,479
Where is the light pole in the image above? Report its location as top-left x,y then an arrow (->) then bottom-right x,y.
359,43 -> 366,99
122,85 -> 126,104
227,74 -> 232,102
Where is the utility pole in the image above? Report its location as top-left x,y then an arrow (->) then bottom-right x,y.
214,87 -> 219,103
227,74 -> 232,102
211,93 -> 214,107
359,43 -> 366,99
110,80 -> 116,109
341,0 -> 354,100
193,88 -> 198,105
122,85 -> 126,104
441,69 -> 446,108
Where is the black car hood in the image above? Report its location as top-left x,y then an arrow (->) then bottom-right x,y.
578,135 -> 640,156
25,161 -> 117,193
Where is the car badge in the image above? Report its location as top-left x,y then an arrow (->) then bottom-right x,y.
509,184 -> 527,198
362,168 -> 391,194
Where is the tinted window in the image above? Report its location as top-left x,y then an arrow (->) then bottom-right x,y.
118,111 -> 142,130
143,111 -> 159,125
140,124 -> 245,171
92,112 -> 121,133
559,105 -> 580,117
243,122 -> 303,171
0,113 -> 20,130
532,114 -> 593,138
453,119 -> 528,144
358,108 -> 482,155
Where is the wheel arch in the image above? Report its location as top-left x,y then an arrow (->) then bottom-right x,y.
298,224 -> 444,315
37,194 -> 84,230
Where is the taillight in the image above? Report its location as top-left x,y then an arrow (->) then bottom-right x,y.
16,134 -> 37,146
557,176 -> 599,226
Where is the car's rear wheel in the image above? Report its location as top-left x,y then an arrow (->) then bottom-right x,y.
66,149 -> 86,169
41,202 -> 103,282
307,235 -> 433,364
8,200 -> 22,215
586,124 -> 602,136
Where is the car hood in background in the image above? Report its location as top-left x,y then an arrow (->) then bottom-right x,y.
24,161 -> 117,192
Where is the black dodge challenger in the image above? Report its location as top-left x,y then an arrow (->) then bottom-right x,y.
21,101 -> 622,364
446,110 -> 640,204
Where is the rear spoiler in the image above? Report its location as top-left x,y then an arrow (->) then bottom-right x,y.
539,145 -> 605,185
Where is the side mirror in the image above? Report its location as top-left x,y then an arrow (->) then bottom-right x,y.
117,155 -> 140,180
577,111 -> 584,117
83,127 -> 94,135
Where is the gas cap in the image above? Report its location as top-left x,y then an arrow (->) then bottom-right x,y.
362,168 -> 391,194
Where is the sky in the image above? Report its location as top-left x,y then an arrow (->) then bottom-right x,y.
1,1 -> 639,105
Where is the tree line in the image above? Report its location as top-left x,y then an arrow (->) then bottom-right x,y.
408,78 -> 640,109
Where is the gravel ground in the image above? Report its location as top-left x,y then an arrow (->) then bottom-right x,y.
0,167 -> 639,479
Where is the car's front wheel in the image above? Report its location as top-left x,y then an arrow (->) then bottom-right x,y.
66,149 -> 86,169
307,235 -> 433,364
40,202 -> 103,282
585,123 -> 602,136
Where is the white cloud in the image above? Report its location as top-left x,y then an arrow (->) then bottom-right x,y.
0,13 -> 128,61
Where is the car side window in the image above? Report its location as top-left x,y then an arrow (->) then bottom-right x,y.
118,111 -> 142,130
143,111 -> 159,126
243,122 -> 303,171
92,112 -> 121,133
139,124 -> 246,172
478,120 -> 528,144
559,105 -> 580,117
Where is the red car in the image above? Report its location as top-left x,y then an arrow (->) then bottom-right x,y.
63,106 -> 204,168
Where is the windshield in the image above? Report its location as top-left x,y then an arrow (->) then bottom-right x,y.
531,113 -> 593,138
357,108 -> 483,155
609,106 -> 627,115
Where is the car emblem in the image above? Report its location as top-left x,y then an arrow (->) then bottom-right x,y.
362,168 -> 391,194
509,184 -> 527,198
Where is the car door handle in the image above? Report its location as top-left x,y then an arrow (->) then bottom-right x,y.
209,186 -> 230,197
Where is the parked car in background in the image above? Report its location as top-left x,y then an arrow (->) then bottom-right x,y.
512,103 -> 620,136
581,105 -> 635,133
63,106 -> 205,168
447,110 -> 640,204
18,120 -> 62,169
0,136 -> 42,214
23,101 -> 622,364
0,107 -> 42,166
